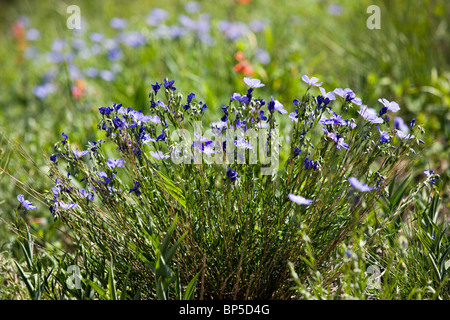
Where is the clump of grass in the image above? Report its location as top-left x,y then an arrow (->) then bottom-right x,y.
6,73 -> 442,300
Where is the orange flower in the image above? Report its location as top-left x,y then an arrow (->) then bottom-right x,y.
12,20 -> 27,55
234,51 -> 245,62
72,79 -> 86,99
236,0 -> 252,4
234,60 -> 254,76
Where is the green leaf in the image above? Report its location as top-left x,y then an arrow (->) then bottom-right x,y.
183,271 -> 201,300
154,169 -> 186,209
108,257 -> 117,300
15,261 -> 35,299
120,269 -> 131,300
84,279 -> 107,298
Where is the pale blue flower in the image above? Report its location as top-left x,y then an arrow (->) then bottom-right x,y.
348,177 -> 373,192
288,194 -> 313,205
302,75 -> 322,87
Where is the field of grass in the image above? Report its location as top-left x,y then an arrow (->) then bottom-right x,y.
0,0 -> 448,301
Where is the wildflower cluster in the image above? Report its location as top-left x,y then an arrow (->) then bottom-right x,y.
35,74 -> 428,299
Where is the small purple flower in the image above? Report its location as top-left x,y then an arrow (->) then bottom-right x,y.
149,150 -> 170,159
288,194 -> 313,205
348,177 -> 373,192
163,77 -> 176,91
72,150 -> 89,159
334,88 -> 361,105
118,31 -> 146,47
234,137 -> 252,149
90,32 -> 104,43
151,82 -> 161,94
257,110 -> 268,122
231,93 -> 250,104
26,28 -> 41,41
61,132 -> 69,145
100,70 -> 115,81
302,75 -> 322,87
226,168 -> 238,182
50,154 -> 59,162
58,201 -> 78,209
289,109 -> 299,122
376,126 -> 391,144
243,77 -> 265,88
394,129 -> 415,140
358,106 -> 384,124
129,181 -> 141,196
110,17 -> 128,29
99,106 -> 113,115
319,87 -> 336,101
319,112 -> 347,126
17,194 -> 37,210
146,8 -> 169,26
327,132 -> 349,150
33,83 -> 57,99
187,93 -> 195,104
255,48 -> 270,65
378,98 -> 400,113
79,189 -> 94,201
97,171 -> 111,185
107,158 -> 125,168
424,170 -> 436,185
268,96 -> 287,114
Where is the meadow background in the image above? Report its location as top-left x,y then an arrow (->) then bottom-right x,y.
0,0 -> 448,300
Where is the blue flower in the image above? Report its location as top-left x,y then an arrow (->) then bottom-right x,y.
72,150 -> 89,159
129,181 -> 141,195
151,82 -> 161,94
304,158 -> 318,171
17,194 -> 37,210
226,168 -> 238,182
79,189 -> 94,201
243,77 -> 265,88
378,98 -> 400,113
156,129 -> 166,142
319,87 -> 336,101
110,17 -> 128,29
424,170 -> 436,185
257,110 -> 268,122
61,132 -> 68,145
33,83 -> 57,99
58,201 -> 78,209
97,171 -> 112,185
187,93 -> 195,104
375,125 -> 391,144
358,106 -> 383,124
149,150 -> 170,159
200,102 -> 208,112
288,194 -> 313,205
268,96 -> 287,114
348,177 -> 373,192
99,106 -> 113,115
163,78 -> 176,91
234,137 -> 252,149
107,158 -> 125,168
394,129 -> 415,140
326,131 -> 349,150
231,93 -> 249,104
301,75 -> 322,87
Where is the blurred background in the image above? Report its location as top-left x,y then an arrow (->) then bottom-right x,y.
0,0 -> 448,285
